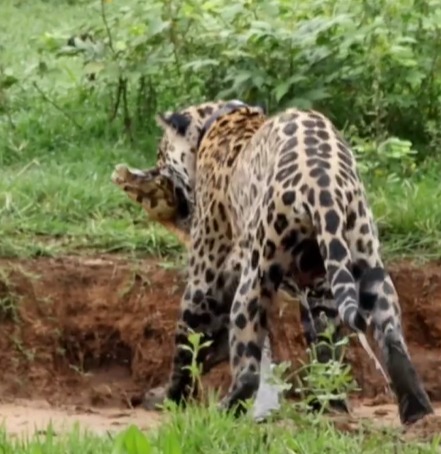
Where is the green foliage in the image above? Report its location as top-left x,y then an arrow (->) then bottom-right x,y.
0,397 -> 439,454
352,135 -> 418,182
294,328 -> 359,414
0,410 -> 438,454
108,399 -> 440,453
111,425 -> 153,454
31,0 -> 441,160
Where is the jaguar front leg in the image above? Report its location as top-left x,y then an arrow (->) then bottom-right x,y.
142,319 -> 230,411
161,280 -> 234,406
144,219 -> 242,408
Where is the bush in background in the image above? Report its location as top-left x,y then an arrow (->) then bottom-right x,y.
2,0 -> 441,171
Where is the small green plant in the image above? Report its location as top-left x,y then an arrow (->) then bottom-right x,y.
10,333 -> 35,363
266,360 -> 294,394
293,324 -> 359,416
0,294 -> 19,323
0,268 -> 20,323
181,330 -> 213,401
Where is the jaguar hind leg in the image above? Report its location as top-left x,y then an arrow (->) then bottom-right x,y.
343,198 -> 433,424
298,290 -> 350,414
284,238 -> 350,414
358,267 -> 433,424
221,209 -> 301,415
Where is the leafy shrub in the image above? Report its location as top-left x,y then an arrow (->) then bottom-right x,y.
2,0 -> 441,174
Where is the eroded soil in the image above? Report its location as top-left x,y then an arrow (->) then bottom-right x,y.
0,255 -> 440,439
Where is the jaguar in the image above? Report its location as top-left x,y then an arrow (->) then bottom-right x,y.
112,99 -> 433,424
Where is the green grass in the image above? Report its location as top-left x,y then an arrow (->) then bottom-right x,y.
0,400 -> 439,454
369,171 -> 441,260
0,0 -> 182,258
0,142 -> 182,258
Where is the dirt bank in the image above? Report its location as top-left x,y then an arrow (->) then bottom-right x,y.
0,255 -> 439,438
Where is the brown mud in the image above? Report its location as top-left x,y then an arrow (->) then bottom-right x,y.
0,255 -> 440,439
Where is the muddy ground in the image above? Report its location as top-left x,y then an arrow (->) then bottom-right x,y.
0,255 -> 440,439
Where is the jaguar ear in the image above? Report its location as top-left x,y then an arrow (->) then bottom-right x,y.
255,102 -> 267,115
156,112 -> 191,136
224,99 -> 267,115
